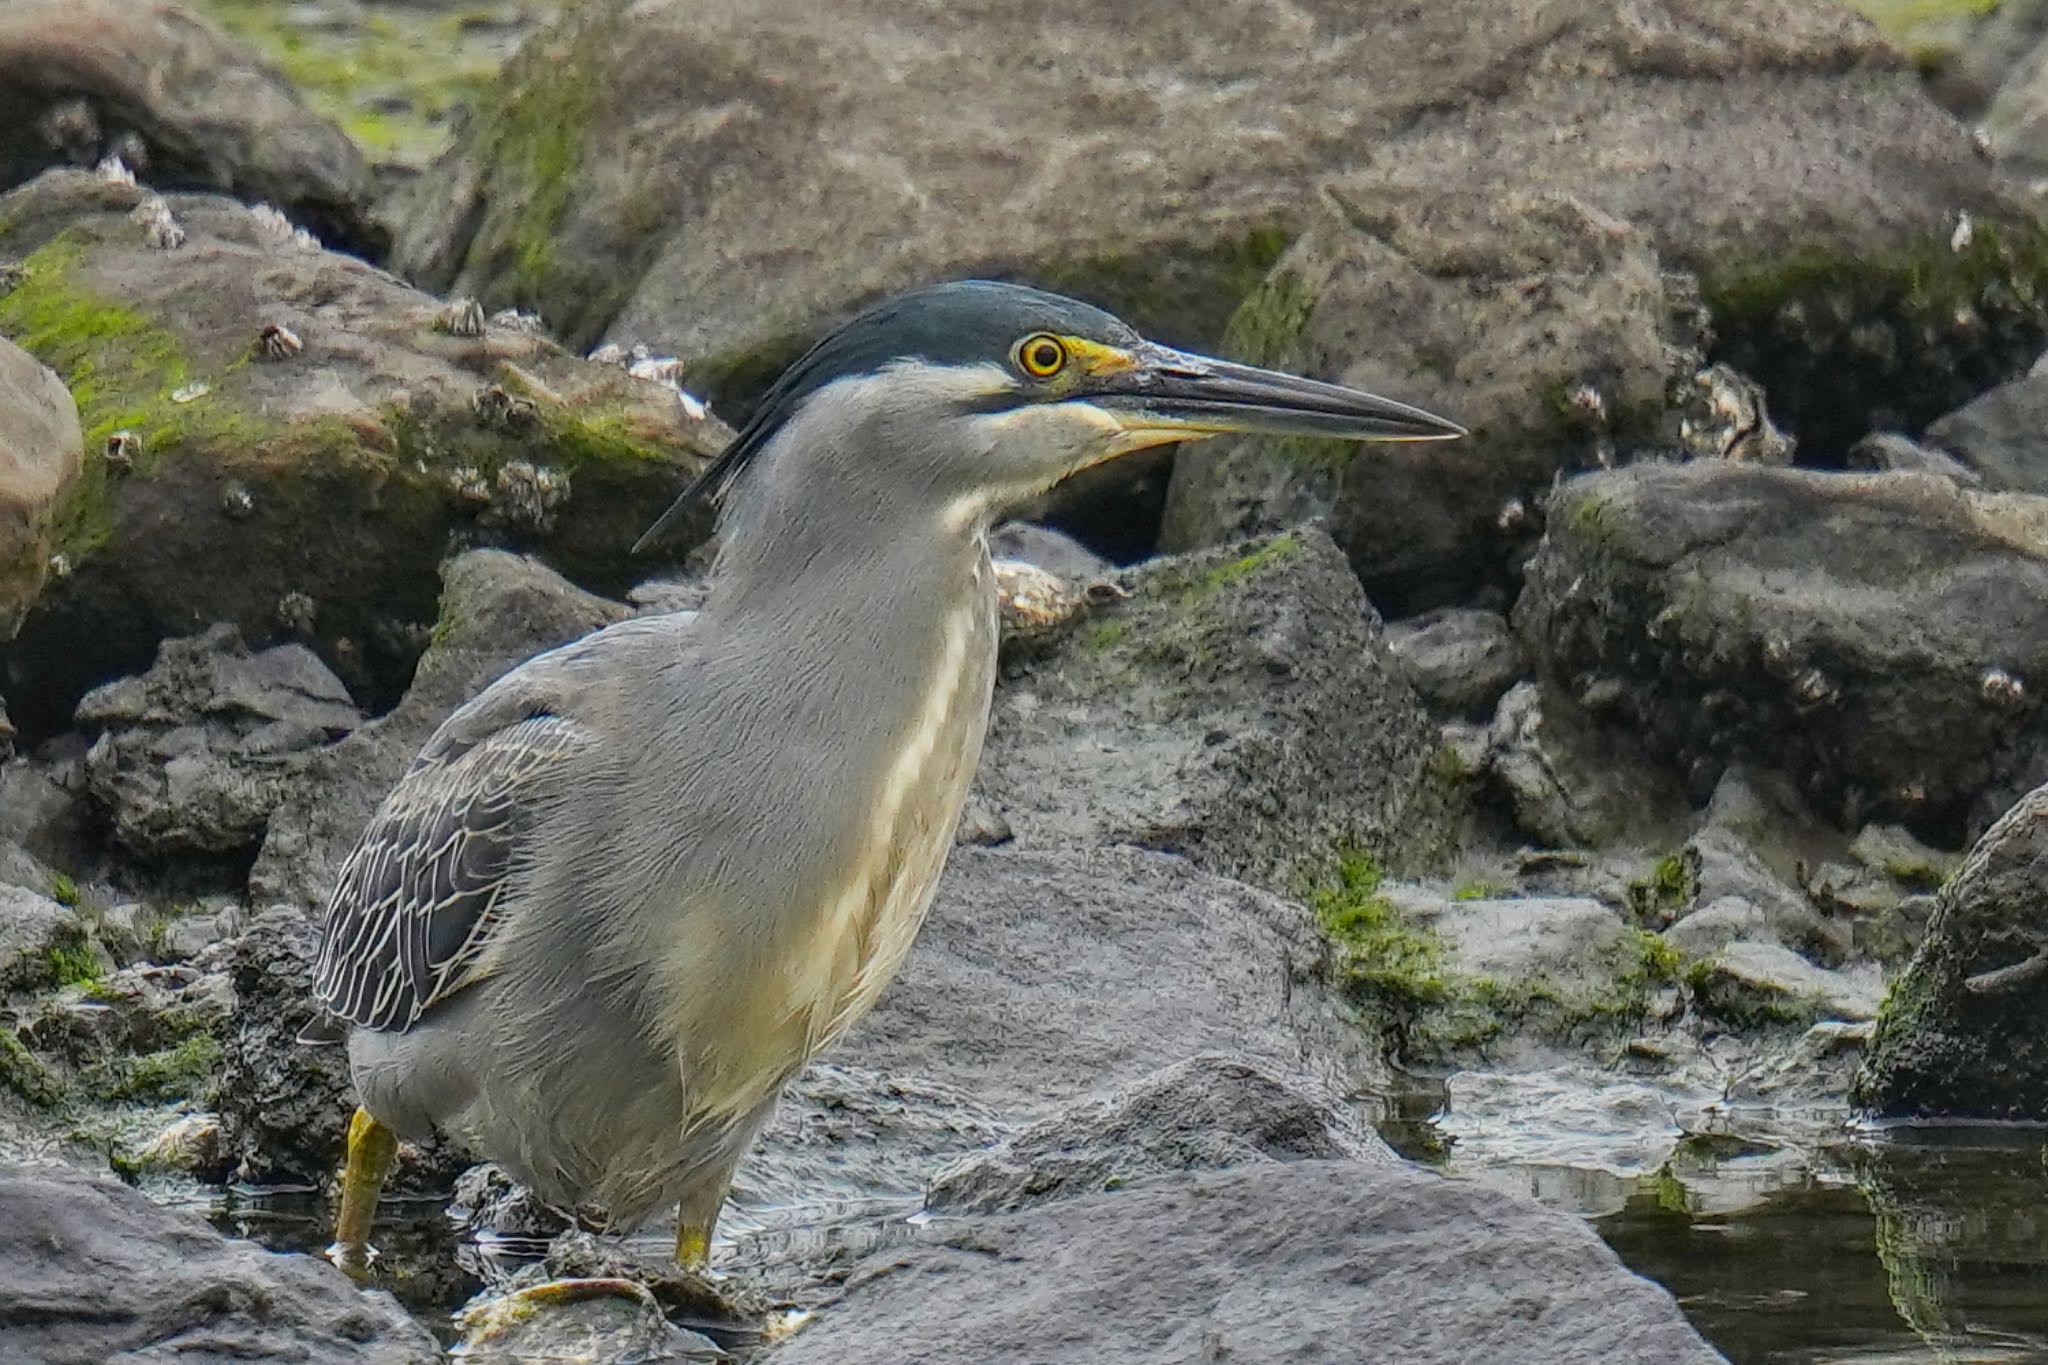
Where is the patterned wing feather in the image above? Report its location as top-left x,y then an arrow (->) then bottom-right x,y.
312,712 -> 587,1031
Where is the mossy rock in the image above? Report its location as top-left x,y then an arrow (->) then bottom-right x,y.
0,171 -> 729,735
1857,781 -> 2048,1119
975,526 -> 1457,896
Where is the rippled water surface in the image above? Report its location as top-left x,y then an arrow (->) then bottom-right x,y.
201,1082 -> 2048,1363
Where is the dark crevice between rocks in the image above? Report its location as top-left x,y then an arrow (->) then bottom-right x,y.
1702,224 -> 2048,462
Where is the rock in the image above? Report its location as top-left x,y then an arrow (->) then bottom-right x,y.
1849,823 -> 1959,890
0,170 -> 724,737
0,745 -> 95,876
1482,682 -> 1691,851
381,0 -> 1362,355
972,527 -> 1451,894
0,1 -> 382,256
1923,369 -> 2048,494
214,905 -> 455,1189
1688,941 -> 1883,1028
1847,431 -> 1984,487
211,905 -> 353,1184
1682,828 -> 1845,964
1926,0 -> 2048,113
449,1163 -> 572,1243
769,1160 -> 1725,1365
926,1053 -> 1393,1215
987,521 -> 1112,581
742,847 -> 1382,1222
0,881 -> 73,995
1663,896 -> 1770,961
1516,463 -> 2048,833
1403,893 -> 1633,996
0,336 -> 80,636
1161,188 -> 1704,610
1981,21 -> 2048,177
251,550 -> 628,911
1386,608 -> 1528,720
455,1280 -> 726,1365
1857,781 -> 2048,1119
0,1164 -> 438,1364
1156,3 -> 2044,609
74,622 -> 360,862
1344,883 -> 1673,1062
18,962 -> 229,1104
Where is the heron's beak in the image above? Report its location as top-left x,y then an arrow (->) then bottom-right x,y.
1081,344 -> 1465,446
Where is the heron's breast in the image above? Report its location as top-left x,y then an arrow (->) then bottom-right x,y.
674,582 -> 998,1125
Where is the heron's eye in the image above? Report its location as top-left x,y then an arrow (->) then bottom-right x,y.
1016,333 -> 1068,380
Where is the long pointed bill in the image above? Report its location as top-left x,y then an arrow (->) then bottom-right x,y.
1084,345 -> 1465,445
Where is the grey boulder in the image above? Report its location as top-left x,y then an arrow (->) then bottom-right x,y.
0,336 -> 80,637
769,1159 -> 1726,1365
1857,781 -> 2048,1120
0,169 -> 724,736
0,0 -> 381,255
1516,463 -> 2048,831
926,1052 -> 1393,1216
1924,368 -> 2048,494
1156,2 -> 2041,609
974,526 -> 1451,896
76,623 -> 361,861
1385,607 -> 1528,720
744,845 -> 1382,1215
0,1163 -> 437,1364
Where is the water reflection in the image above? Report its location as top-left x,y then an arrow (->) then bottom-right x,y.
1594,1127 -> 2048,1364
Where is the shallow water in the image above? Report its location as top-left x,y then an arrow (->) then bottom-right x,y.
198,1088 -> 2048,1363
1378,1073 -> 2048,1365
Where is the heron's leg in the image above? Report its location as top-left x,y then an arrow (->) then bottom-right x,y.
673,1158 -> 740,1271
328,1106 -> 398,1277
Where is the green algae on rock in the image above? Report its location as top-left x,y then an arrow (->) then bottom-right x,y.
0,170 -> 728,737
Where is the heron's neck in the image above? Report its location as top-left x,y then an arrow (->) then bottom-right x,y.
699,504 -> 997,691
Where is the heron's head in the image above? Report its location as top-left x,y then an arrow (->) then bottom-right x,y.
635,280 -> 1462,551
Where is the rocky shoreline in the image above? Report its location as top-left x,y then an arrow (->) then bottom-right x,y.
6,0 -> 2048,1361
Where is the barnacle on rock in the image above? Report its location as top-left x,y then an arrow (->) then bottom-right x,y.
490,308 -> 547,335
0,260 -> 24,297
1790,667 -> 1840,709
586,342 -> 629,367
436,297 -> 487,338
276,591 -> 317,636
221,482 -> 255,520
131,196 -> 185,251
95,156 -> 136,188
486,461 -> 568,531
1981,667 -> 2026,709
48,552 -> 72,580
628,353 -> 710,419
256,323 -> 303,361
447,465 -> 492,505
1679,364 -> 1793,464
103,430 -> 139,473
1496,496 -> 1528,534
471,385 -> 538,429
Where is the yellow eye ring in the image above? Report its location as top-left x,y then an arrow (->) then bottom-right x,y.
1016,333 -> 1068,379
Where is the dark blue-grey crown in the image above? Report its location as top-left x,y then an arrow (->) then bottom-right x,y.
634,282 -> 1138,550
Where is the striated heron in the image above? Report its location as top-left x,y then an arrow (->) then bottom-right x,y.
303,280 -> 1462,1273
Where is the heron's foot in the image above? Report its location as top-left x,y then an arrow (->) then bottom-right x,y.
327,1106 -> 397,1280
674,1220 -> 712,1273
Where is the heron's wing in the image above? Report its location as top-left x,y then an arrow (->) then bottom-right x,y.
311,615 -> 689,1033
311,709 -> 589,1032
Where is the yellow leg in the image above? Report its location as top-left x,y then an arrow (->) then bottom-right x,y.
675,1219 -> 711,1271
328,1106 -> 398,1278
